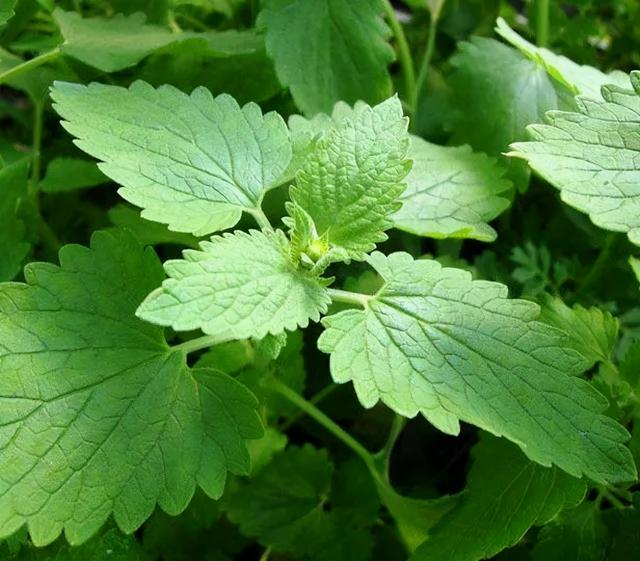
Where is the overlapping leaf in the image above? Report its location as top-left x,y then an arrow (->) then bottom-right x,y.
137,229 -> 330,340
319,252 -> 636,483
258,0 -> 394,115
393,137 -> 511,242
51,81 -> 292,235
512,71 -> 640,246
0,230 -> 262,546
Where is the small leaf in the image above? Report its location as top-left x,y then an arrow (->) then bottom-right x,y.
393,137 -> 512,242
38,157 -> 108,193
258,0 -> 394,115
318,252 -> 636,483
137,229 -> 330,340
0,0 -> 16,28
51,81 -> 292,235
511,71 -> 640,246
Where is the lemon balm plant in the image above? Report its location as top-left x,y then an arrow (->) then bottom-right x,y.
0,1 -> 639,560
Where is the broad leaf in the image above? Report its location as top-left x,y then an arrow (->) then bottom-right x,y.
0,158 -> 31,281
51,81 -> 292,235
412,435 -> 585,561
224,445 -> 375,561
0,230 -> 262,545
0,0 -> 16,27
258,0 -> 394,115
137,229 -> 330,340
393,137 -> 512,242
511,71 -> 640,246
39,157 -> 107,193
495,18 -> 630,100
318,252 -> 636,483
290,96 -> 411,260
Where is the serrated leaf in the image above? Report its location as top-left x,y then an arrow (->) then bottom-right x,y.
393,137 -> 512,242
38,157 -> 107,193
224,445 -> 374,561
411,435 -> 586,561
318,252 -> 636,483
511,71 -> 640,246
495,17 -> 630,100
137,229 -> 330,340
258,0 -> 394,115
0,158 -> 31,281
290,96 -> 411,260
51,81 -> 292,236
539,295 -> 618,367
0,230 -> 262,546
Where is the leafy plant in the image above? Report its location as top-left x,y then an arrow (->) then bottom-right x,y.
0,1 -> 639,560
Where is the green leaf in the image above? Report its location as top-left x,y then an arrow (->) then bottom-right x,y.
51,81 -> 292,236
290,96 -> 411,260
224,445 -> 375,561
539,295 -> 618,367
393,137 -> 512,242
38,157 -> 108,193
258,0 -> 394,115
318,252 -> 636,483
137,229 -> 330,340
0,0 -> 17,28
411,435 -> 586,561
511,71 -> 640,246
0,230 -> 262,545
532,503 -> 610,561
630,257 -> 640,285
0,158 -> 31,281
495,17 -> 630,100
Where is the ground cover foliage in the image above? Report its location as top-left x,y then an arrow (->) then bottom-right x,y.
0,0 -> 639,560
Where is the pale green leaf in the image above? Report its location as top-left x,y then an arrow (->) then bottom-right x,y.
511,71 -> 640,246
51,81 -> 292,236
411,435 -> 585,561
495,17 -> 630,100
39,158 -> 107,193
539,296 -> 618,367
630,257 -> 640,285
0,0 -> 16,27
0,158 -> 31,281
258,0 -> 394,115
318,252 -> 636,483
0,230 -> 262,546
290,96 -> 411,260
393,137 -> 512,242
137,229 -> 330,340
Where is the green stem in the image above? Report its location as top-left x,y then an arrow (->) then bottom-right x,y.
29,101 -> 44,191
281,383 -> 338,430
576,233 -> 617,297
535,0 -> 550,47
0,48 -> 61,85
598,487 -> 626,509
376,415 -> 407,480
327,288 -> 372,308
249,207 -> 273,231
172,334 -> 230,354
413,13 -> 439,115
382,0 -> 416,111
258,547 -> 272,561
269,378 -> 376,470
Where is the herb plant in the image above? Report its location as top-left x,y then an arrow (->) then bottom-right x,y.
0,1 -> 639,560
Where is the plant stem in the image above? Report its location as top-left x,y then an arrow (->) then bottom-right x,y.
29,101 -> 44,192
376,414 -> 407,480
0,48 -> 61,85
382,0 -> 416,111
413,12 -> 439,115
281,383 -> 338,430
327,288 -> 372,308
259,547 -> 272,561
250,207 -> 273,231
576,232 -> 617,297
172,334 -> 230,354
269,377 -> 376,470
535,0 -> 550,47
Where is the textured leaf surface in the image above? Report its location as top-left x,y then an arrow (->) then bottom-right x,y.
0,230 -> 262,545
539,296 -> 618,367
258,0 -> 393,115
495,18 -> 629,99
0,159 -> 31,281
412,435 -> 585,561
0,0 -> 16,27
137,230 -> 330,340
290,96 -> 411,259
51,81 -> 291,235
38,158 -> 107,193
224,445 -> 375,561
318,252 -> 636,483
393,137 -> 511,242
512,71 -> 640,246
